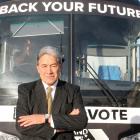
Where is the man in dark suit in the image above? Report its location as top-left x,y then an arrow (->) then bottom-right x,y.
16,46 -> 88,140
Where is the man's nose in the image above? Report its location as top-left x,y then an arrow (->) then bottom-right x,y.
46,66 -> 52,73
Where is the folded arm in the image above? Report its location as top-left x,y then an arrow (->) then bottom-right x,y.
16,85 -> 54,139
52,86 -> 88,131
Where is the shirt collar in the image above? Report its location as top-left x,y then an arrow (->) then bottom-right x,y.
42,80 -> 58,90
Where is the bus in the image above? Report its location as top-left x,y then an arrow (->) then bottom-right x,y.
0,0 -> 140,139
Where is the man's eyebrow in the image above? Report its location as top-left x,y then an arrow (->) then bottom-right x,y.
41,63 -> 58,65
51,63 -> 58,65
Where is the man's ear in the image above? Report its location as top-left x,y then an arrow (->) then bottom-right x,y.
36,64 -> 39,73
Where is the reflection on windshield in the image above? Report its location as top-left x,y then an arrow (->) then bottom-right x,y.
1,39 -> 38,84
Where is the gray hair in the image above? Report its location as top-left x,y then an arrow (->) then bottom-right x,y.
37,46 -> 62,64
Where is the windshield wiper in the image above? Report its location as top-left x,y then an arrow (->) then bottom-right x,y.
77,56 -> 122,107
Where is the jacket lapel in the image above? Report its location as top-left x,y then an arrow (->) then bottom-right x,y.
52,80 -> 66,114
33,80 -> 48,113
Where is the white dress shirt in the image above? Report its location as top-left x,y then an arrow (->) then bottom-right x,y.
42,80 -> 58,129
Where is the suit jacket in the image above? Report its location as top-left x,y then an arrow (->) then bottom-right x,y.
16,79 -> 87,140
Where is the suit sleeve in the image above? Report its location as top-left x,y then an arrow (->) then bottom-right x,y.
16,84 -> 54,139
52,85 -> 88,131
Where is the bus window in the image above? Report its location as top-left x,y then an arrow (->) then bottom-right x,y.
0,15 -> 70,105
73,15 -> 140,106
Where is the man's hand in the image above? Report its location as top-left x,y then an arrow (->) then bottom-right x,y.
18,114 -> 45,127
69,108 -> 80,115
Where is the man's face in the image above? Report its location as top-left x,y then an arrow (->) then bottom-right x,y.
37,54 -> 61,86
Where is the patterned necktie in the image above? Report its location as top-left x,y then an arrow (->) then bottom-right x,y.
47,87 -> 53,114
